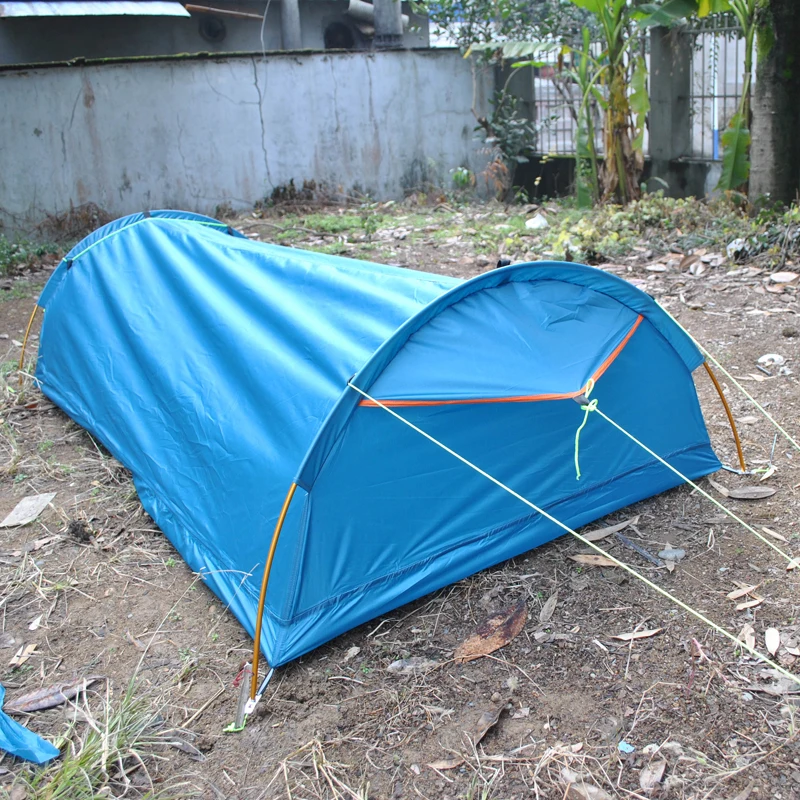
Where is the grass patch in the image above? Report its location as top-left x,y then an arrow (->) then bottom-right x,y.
10,682 -> 185,799
0,238 -> 58,278
530,193 -> 800,264
0,281 -> 45,303
302,213 -> 364,235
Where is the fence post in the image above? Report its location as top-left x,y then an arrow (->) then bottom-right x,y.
648,26 -> 692,192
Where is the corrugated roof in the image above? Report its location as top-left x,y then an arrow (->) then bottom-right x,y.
0,2 -> 190,17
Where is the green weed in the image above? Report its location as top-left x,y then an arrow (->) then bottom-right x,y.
11,682 -> 183,799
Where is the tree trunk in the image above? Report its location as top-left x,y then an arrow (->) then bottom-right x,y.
749,0 -> 800,204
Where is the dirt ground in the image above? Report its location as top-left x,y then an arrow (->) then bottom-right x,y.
0,202 -> 798,800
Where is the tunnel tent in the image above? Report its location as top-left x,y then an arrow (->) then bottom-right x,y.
34,210 -> 722,670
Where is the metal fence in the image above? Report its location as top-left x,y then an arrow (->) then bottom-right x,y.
688,17 -> 749,160
530,21 -> 750,161
532,43 -> 609,156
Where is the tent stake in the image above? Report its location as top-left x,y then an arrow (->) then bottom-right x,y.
703,361 -> 746,473
248,483 -> 297,712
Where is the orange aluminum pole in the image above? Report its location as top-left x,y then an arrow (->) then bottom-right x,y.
250,482 -> 298,701
18,305 -> 41,389
703,361 -> 746,473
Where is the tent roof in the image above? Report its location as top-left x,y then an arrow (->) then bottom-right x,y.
297,261 -> 704,488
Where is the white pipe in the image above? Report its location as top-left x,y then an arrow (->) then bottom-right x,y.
347,0 -> 408,30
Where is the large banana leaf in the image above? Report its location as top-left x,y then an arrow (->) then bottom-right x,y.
464,40 -> 561,64
716,112 -> 750,191
630,55 -> 649,152
635,0 -> 729,26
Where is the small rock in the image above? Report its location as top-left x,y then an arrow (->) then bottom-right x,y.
476,255 -> 490,267
525,214 -> 549,230
741,692 -> 754,702
783,328 -> 798,338
658,548 -> 686,562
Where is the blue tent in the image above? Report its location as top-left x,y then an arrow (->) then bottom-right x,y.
35,211 -> 720,667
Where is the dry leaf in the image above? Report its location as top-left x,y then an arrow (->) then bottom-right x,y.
707,478 -> 730,498
612,628 -> 663,642
787,558 -> 800,572
770,271 -> 799,284
343,646 -> 360,663
539,591 -> 558,624
454,601 -> 527,663
387,657 -> 439,674
27,615 -> 42,632
736,597 -> 764,611
465,702 -> 506,746
765,628 -> 781,656
727,584 -> 760,601
5,676 -> 104,714
569,554 -> 618,568
582,516 -> 640,542
761,526 -> 787,543
639,759 -> 667,792
709,477 -> 777,500
8,643 -> 36,667
739,623 -> 756,650
561,767 -> 613,800
0,493 -> 57,528
22,535 -> 61,554
729,486 -> 777,500
427,757 -> 464,771
167,738 -> 205,761
679,254 -> 700,271
759,465 -> 777,482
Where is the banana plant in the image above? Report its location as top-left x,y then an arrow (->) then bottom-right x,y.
467,0 -> 748,203
710,0 -> 757,192
470,1 -> 693,204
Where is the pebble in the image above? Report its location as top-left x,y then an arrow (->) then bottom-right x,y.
741,692 -> 754,701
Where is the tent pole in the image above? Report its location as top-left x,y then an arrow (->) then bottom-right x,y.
703,361 -> 746,473
18,304 -> 41,389
249,482 -> 297,704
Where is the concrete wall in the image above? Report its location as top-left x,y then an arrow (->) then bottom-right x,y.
0,49 -> 491,234
0,2 -> 429,65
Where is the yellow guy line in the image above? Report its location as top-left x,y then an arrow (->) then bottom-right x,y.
591,406 -> 798,569
347,381 -> 800,688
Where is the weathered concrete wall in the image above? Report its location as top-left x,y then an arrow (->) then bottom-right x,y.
0,49 -> 491,234
0,2 -> 429,65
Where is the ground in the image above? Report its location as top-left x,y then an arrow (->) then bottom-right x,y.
0,198 -> 798,799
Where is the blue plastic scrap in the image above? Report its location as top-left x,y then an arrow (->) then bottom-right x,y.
35,211 -> 721,668
0,685 -> 59,764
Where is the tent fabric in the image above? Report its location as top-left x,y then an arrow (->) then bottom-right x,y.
35,211 -> 721,667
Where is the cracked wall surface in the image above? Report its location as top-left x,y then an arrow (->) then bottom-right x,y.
0,49 -> 492,234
